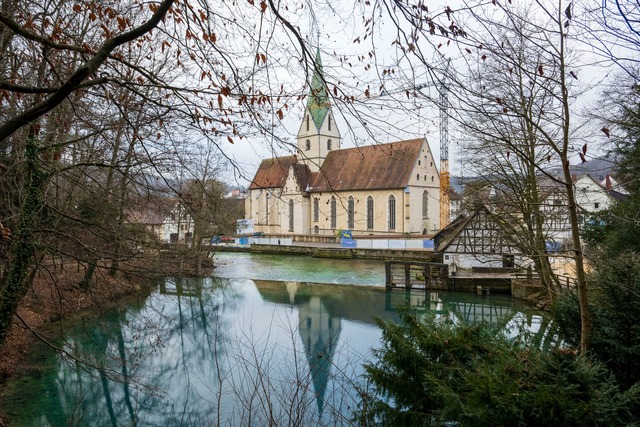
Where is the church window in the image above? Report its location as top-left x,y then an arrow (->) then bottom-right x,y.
418,160 -> 421,166
424,175 -> 426,181
330,196 -> 337,229
388,195 -> 396,230
430,161 -> 433,167
306,115 -> 309,131
313,197 -> 319,222
347,196 -> 355,229
289,200 -> 294,232
305,140 -> 311,151
417,173 -> 420,181
328,115 -> 332,131
265,198 -> 269,225
431,175 -> 434,182
327,139 -> 332,150
366,196 -> 374,230
314,225 -> 319,234
422,190 -> 429,219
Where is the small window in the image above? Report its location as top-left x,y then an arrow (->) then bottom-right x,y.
418,160 -> 421,166
417,174 -> 420,180
430,162 -> 433,167
305,139 -> 311,151
328,115 -> 332,130
313,197 -> 319,222
431,176 -> 434,182
424,175 -> 426,181
314,225 -> 319,234
594,202 -> 600,209
306,115 -> 310,131
327,139 -> 332,150
422,190 -> 429,219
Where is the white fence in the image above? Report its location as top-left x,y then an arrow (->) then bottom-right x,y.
349,239 -> 432,250
248,237 -> 293,246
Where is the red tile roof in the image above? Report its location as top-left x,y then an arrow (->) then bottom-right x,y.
248,156 -> 299,189
309,138 -> 424,192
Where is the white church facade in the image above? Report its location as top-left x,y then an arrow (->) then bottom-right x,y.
245,50 -> 441,236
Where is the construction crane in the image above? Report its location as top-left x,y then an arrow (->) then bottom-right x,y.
439,66 -> 450,230
384,61 -> 452,231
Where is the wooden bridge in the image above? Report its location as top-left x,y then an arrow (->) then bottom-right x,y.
384,260 -> 520,294
385,261 -> 449,289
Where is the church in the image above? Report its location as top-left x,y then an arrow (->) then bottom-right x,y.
245,50 -> 441,237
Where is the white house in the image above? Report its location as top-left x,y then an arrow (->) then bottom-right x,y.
160,202 -> 194,246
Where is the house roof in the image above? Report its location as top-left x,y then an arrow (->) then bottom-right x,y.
433,212 -> 476,252
309,138 -> 425,192
126,197 -> 175,225
291,162 -> 313,192
249,156 -> 299,189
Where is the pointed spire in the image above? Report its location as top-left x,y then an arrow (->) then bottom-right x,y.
307,48 -> 330,130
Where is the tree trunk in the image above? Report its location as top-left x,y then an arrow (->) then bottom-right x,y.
0,137 -> 46,349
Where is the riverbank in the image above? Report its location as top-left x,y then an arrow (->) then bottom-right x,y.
0,264 -> 154,384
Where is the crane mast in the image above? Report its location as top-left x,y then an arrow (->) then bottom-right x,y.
439,78 -> 450,230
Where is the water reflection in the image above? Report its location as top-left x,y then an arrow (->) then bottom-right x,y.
1,270 -> 549,426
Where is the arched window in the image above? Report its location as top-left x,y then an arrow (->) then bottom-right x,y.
289,199 -> 294,232
306,115 -> 310,131
327,139 -> 332,150
328,115 -> 332,130
418,160 -> 421,166
314,225 -> 319,234
422,190 -> 429,219
388,195 -> 396,231
366,196 -> 374,230
424,175 -> 426,181
417,173 -> 420,181
347,196 -> 355,229
330,196 -> 337,229
313,197 -> 319,222
305,139 -> 311,151
431,175 -> 434,182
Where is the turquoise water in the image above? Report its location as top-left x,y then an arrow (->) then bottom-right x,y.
0,253 -> 545,426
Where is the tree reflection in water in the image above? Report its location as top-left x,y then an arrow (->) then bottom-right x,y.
1,276 -> 549,425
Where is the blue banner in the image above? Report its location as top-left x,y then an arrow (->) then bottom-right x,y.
340,230 -> 353,239
341,238 -> 357,248
423,240 -> 435,249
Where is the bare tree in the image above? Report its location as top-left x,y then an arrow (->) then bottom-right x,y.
439,1 -> 592,352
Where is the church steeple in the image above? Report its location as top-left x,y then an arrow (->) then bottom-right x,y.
296,48 -> 341,173
307,49 -> 330,131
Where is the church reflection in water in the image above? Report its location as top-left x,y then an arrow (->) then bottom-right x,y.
253,280 -> 545,415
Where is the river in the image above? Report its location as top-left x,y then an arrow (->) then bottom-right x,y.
0,252 -> 548,426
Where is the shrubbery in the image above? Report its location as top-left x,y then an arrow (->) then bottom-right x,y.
356,309 -> 639,426
553,252 -> 640,391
